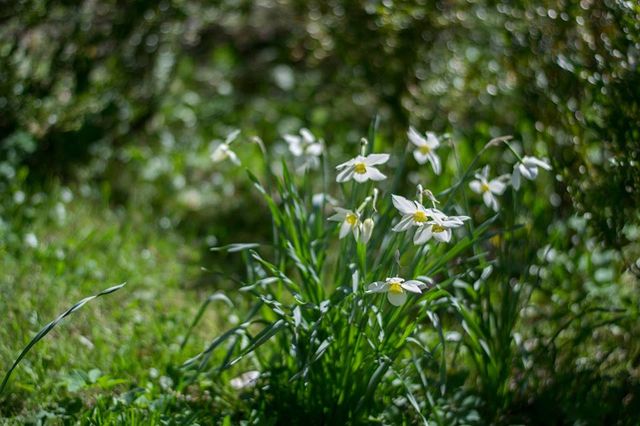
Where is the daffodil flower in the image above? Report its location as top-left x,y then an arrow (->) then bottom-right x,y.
367,277 -> 423,306
469,165 -> 509,211
408,127 -> 442,174
391,194 -> 433,240
414,208 -> 470,244
284,128 -> 324,171
511,155 -> 551,190
335,153 -> 390,183
211,130 -> 241,165
328,207 -> 361,241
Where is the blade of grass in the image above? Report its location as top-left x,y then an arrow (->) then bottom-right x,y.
0,282 -> 126,394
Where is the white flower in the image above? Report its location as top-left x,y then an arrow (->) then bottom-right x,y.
360,218 -> 375,244
391,194 -> 433,243
284,128 -> 324,171
408,127 -> 442,174
413,209 -> 470,244
211,130 -> 241,165
391,195 -> 470,244
336,153 -> 390,183
230,370 -> 260,390
511,156 -> 551,190
469,165 -> 509,211
328,207 -> 361,241
367,277 -> 423,306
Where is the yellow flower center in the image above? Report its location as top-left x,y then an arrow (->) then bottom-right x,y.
388,282 -> 404,294
432,224 -> 445,233
419,145 -> 431,154
481,182 -> 490,193
346,213 -> 358,226
413,210 -> 428,223
354,162 -> 367,174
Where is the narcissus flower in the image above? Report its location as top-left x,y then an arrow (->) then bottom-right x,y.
391,194 -> 469,244
211,130 -> 241,165
336,153 -> 390,183
469,165 -> 509,211
284,128 -> 324,171
414,208 -> 470,244
391,194 -> 432,239
328,207 -> 361,241
408,127 -> 442,174
367,277 -> 423,306
512,156 -> 551,190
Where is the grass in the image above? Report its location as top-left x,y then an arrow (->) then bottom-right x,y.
0,181 -> 222,422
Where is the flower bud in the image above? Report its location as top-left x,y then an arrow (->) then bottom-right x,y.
360,218 -> 375,244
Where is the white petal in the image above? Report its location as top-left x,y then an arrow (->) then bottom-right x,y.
339,221 -> 352,239
401,281 -> 423,293
367,281 -> 387,293
425,132 -> 440,148
211,145 -> 228,162
328,208 -> 347,222
523,156 -> 551,170
224,129 -> 241,144
336,167 -> 354,182
519,163 -> 536,180
413,226 -> 432,244
428,152 -> 442,175
364,153 -> 390,166
228,150 -> 241,165
433,228 -> 452,242
481,165 -> 490,179
335,158 -> 355,170
387,291 -> 407,306
511,166 -> 521,190
353,171 -> 370,183
300,128 -> 315,144
392,195 -> 416,215
392,215 -> 415,232
288,140 -> 304,157
489,179 -> 506,195
352,223 -> 361,241
306,143 -> 323,156
483,191 -> 494,208
413,149 -> 429,164
469,180 -> 482,194
365,167 -> 387,181
407,127 -> 427,147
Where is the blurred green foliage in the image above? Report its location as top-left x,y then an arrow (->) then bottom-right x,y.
1,0 -> 640,423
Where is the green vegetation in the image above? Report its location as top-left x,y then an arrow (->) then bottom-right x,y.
1,1 -> 639,424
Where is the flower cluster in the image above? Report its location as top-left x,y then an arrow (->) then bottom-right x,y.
324,127 -> 552,307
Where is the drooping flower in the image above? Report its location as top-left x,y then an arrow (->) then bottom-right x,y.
469,165 -> 509,211
408,127 -> 442,174
367,277 -> 423,306
336,153 -> 390,183
511,156 -> 551,190
284,128 -> 324,171
328,207 -> 361,241
211,130 -> 241,165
